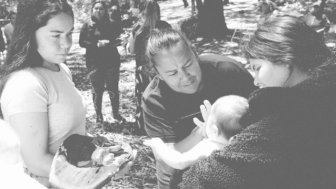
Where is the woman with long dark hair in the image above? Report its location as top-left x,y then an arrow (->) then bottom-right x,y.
128,0 -> 171,133
0,0 -> 85,186
79,1 -> 124,123
181,15 -> 336,189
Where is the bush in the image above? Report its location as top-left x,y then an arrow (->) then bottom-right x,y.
70,0 -> 92,25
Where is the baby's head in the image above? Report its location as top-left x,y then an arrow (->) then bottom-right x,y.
206,95 -> 249,142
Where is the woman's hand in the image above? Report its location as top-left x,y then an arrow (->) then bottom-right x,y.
193,100 -> 212,138
91,135 -> 109,147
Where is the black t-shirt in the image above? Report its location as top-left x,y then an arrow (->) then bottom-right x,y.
142,54 -> 256,143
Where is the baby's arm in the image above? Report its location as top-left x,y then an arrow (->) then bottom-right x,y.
144,138 -> 217,170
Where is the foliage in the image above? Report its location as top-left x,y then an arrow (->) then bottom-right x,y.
0,0 -> 16,19
70,0 -> 92,25
0,0 -> 17,7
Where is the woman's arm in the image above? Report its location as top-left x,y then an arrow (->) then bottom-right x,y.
79,23 -> 96,48
9,112 -> 54,177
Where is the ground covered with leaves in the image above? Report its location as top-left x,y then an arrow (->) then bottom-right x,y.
66,0 -> 336,188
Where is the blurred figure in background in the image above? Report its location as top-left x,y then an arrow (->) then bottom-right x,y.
257,0 -> 276,26
128,0 -> 171,135
108,4 -> 123,38
182,0 -> 189,8
0,27 -> 5,64
129,0 -> 140,22
80,1 -> 125,123
303,3 -> 330,38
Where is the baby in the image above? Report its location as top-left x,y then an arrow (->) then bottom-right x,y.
144,95 -> 249,170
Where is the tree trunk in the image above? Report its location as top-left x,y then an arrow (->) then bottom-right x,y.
197,0 -> 230,39
320,0 -> 327,10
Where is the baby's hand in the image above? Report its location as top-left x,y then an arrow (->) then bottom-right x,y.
193,100 -> 212,138
143,138 -> 165,149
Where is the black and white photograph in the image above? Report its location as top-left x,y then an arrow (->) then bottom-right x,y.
1,0 -> 336,188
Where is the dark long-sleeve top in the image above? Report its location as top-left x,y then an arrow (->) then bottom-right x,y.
180,69 -> 336,189
79,20 -> 122,69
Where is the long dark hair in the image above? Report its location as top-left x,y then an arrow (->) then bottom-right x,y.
244,15 -> 331,74
0,0 -> 73,94
135,0 -> 161,36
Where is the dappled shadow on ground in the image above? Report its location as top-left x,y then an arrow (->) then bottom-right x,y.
224,0 -> 258,32
78,57 -> 137,136
102,133 -> 157,189
83,119 -> 157,189
192,29 -> 249,56
160,1 -> 193,25
67,34 -> 137,126
187,0 -> 258,59
68,47 -> 148,188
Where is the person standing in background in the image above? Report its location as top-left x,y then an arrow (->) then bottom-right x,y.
80,1 -> 125,123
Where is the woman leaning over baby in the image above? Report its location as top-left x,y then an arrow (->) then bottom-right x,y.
180,15 -> 336,189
